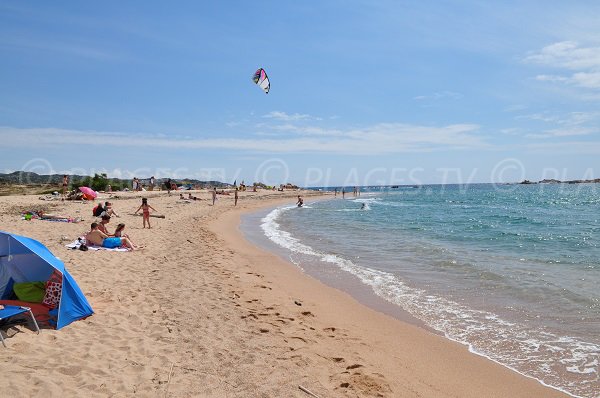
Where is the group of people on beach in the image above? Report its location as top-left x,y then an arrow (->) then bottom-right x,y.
86,219 -> 136,250
84,198 -> 158,250
181,187 -> 239,206
132,176 -> 156,192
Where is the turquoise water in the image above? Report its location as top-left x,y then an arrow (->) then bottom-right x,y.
260,184 -> 600,398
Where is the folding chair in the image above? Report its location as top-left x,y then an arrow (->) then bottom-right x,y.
0,305 -> 41,347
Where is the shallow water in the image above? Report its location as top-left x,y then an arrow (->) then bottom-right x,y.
248,184 -> 600,398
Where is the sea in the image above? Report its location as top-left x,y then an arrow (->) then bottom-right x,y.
241,183 -> 599,398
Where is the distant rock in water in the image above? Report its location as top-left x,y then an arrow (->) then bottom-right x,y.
519,178 -> 600,185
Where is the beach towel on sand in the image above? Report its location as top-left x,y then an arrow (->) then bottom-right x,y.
66,238 -> 129,252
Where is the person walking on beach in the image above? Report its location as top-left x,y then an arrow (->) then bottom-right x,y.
134,198 -> 157,229
62,175 -> 69,197
342,188 -> 345,199
149,176 -> 155,191
234,187 -> 239,206
212,187 -> 217,206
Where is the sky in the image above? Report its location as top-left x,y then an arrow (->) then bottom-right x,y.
1,0 -> 600,187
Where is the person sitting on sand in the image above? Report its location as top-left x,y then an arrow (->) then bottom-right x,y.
97,215 -> 113,235
104,201 -> 119,217
188,193 -> 199,201
93,202 -> 106,217
114,223 -> 137,246
86,222 -> 135,250
66,190 -> 83,200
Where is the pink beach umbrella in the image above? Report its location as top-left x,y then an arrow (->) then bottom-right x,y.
78,186 -> 97,199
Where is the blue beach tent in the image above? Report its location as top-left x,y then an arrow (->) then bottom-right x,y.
0,231 -> 93,329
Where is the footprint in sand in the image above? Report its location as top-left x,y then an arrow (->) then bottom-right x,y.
346,364 -> 363,370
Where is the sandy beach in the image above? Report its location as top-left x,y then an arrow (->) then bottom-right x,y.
0,189 -> 569,397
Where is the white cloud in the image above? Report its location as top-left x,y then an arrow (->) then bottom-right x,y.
526,140 -> 600,154
516,112 -> 559,123
0,123 -> 487,155
413,91 -> 463,101
0,36 -> 121,60
535,74 -> 568,83
526,126 -> 595,139
526,41 -> 600,89
262,111 -> 321,121
571,71 -> 600,89
525,41 -> 600,70
518,111 -> 600,126
513,110 -> 600,139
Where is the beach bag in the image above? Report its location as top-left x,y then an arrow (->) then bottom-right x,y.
13,281 -> 46,303
42,270 -> 63,309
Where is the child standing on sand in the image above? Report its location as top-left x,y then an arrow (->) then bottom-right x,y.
134,198 -> 157,229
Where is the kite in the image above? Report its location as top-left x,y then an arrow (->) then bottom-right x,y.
252,68 -> 270,94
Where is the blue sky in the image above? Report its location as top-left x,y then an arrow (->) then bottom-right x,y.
1,1 -> 600,186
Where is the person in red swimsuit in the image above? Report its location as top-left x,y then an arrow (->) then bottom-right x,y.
134,198 -> 157,229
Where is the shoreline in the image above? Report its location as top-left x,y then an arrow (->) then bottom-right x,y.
0,190 -> 571,397
239,200 -> 435,331
208,194 -> 570,397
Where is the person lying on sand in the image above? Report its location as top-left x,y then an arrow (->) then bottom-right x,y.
36,211 -> 81,222
85,222 -> 136,250
65,190 -> 84,200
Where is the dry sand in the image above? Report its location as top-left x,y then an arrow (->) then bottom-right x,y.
0,190 -> 568,397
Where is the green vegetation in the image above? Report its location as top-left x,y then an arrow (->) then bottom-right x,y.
71,173 -> 128,192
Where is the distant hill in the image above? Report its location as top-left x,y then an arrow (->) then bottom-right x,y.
0,171 -> 88,185
0,171 -> 232,189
